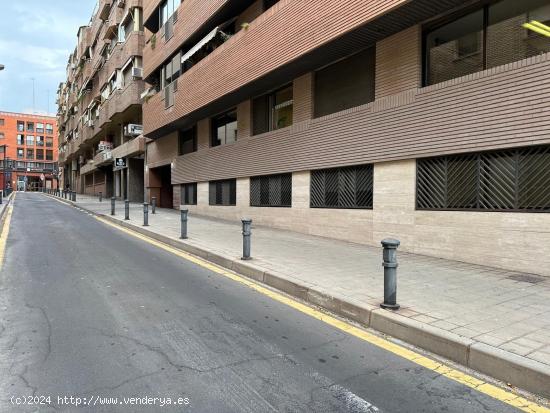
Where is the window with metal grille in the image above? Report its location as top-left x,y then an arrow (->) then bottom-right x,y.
181,183 -> 197,205
209,179 -> 236,206
417,145 -> 550,212
310,165 -> 373,209
250,173 -> 292,207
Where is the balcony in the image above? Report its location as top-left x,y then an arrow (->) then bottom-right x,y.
107,81 -> 144,120
111,135 -> 145,159
77,26 -> 91,60
80,160 -> 97,175
98,31 -> 144,87
93,150 -> 113,167
99,0 -> 112,21
143,0 -> 228,79
143,0 -> 468,138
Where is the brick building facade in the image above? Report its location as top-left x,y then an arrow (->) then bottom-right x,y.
59,0 -> 550,275
0,111 -> 58,192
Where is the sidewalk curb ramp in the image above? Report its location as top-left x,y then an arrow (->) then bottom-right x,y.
45,194 -> 550,399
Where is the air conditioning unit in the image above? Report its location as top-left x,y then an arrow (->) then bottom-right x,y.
132,67 -> 143,79
124,123 -> 143,137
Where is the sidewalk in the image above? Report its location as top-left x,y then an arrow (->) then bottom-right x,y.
49,193 -> 550,397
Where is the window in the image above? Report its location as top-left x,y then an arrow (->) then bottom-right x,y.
181,183 -> 197,205
424,0 -> 550,86
36,123 -> 44,133
36,136 -> 44,146
160,0 -> 180,27
250,173 -> 292,207
36,149 -> 44,160
253,85 -> 293,135
119,11 -> 136,42
161,51 -> 181,89
46,150 -> 53,161
416,145 -> 550,212
209,179 -> 236,206
26,122 -> 34,132
178,127 -> 196,155
46,124 -> 53,134
46,137 -> 53,147
17,134 -> 24,145
0,118 -> 4,126
0,132 -> 4,139
17,121 -> 24,132
26,135 -> 35,146
211,110 -> 237,147
26,148 -> 34,159
101,84 -> 110,102
122,58 -> 135,87
314,47 -> 376,118
310,164 -> 374,209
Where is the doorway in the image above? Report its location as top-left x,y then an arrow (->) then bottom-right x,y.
149,165 -> 173,208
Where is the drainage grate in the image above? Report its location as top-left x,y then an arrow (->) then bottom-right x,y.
507,273 -> 546,284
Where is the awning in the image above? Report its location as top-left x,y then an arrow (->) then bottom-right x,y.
181,27 -> 219,64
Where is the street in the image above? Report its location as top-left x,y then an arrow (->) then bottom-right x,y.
0,193 -> 533,412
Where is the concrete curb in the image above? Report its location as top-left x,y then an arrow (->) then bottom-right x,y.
0,192 -> 13,225
44,193 -> 550,398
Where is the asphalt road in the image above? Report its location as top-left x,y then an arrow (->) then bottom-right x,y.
0,193 -> 525,412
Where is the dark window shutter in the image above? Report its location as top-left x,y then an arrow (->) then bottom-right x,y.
253,95 -> 269,135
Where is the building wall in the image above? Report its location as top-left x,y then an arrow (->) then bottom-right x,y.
172,48 -> 550,184
375,25 -> 421,99
0,111 -> 59,190
175,161 -> 550,276
179,171 -> 374,243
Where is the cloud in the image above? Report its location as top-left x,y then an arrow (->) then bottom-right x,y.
0,40 -> 69,72
12,3 -> 90,43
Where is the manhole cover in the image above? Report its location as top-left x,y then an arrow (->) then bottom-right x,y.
507,274 -> 546,284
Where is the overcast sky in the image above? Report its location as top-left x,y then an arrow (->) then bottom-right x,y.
0,0 -> 97,115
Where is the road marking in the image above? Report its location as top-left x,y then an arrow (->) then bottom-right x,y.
79,212 -> 548,412
0,194 -> 15,270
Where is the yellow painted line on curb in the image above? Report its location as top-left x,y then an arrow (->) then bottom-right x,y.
85,213 -> 548,412
0,193 -> 15,270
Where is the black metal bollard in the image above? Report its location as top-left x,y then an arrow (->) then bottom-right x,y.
151,197 -> 156,214
0,190 -> 3,205
111,197 -> 116,215
380,238 -> 400,310
241,219 -> 252,260
180,209 -> 188,239
125,200 -> 130,220
72,191 -> 77,202
99,192 -> 102,202
143,203 -> 149,226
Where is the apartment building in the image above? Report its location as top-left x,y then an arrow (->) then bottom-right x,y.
58,0 -> 146,201
141,0 -> 550,275
0,111 -> 58,192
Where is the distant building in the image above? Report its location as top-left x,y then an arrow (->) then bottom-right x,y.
0,111 -> 59,192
